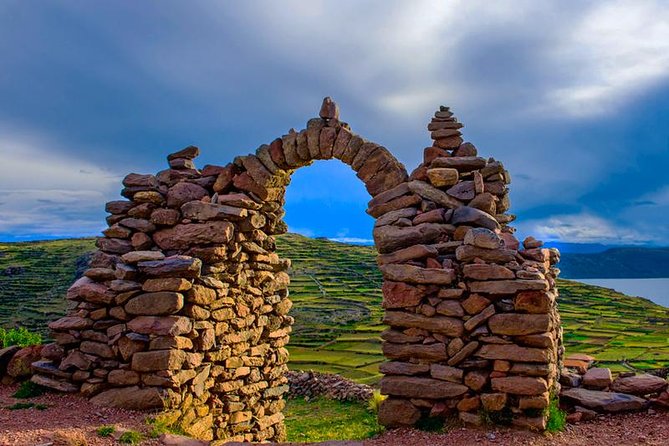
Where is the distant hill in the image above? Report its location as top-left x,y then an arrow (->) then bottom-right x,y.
1,234 -> 669,382
559,247 -> 669,279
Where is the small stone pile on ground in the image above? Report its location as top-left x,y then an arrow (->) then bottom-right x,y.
285,370 -> 373,402
559,353 -> 669,422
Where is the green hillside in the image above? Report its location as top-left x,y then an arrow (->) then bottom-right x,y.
1,234 -> 668,384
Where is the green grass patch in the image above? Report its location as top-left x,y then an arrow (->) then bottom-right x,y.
285,397 -> 382,442
7,402 -> 47,410
118,430 -> 143,444
96,425 -> 115,437
12,381 -> 46,399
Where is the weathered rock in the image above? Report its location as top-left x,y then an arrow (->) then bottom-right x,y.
430,364 -> 464,383
138,256 -> 202,278
0,346 -> 20,376
560,388 -> 647,413
166,182 -> 208,208
455,245 -> 516,263
383,342 -> 447,361
90,386 -> 165,410
431,156 -> 487,171
452,206 -> 500,231
380,264 -> 455,285
125,292 -> 184,315
384,311 -> 463,337
373,223 -> 451,254
583,368 -> 613,389
515,291 -> 553,314
132,349 -> 187,372
469,280 -> 548,295
491,376 -> 548,395
379,361 -> 430,376
477,344 -> 550,363
376,244 -> 438,265
127,316 -> 192,336
488,314 -> 551,335
611,374 -> 668,395
181,201 -> 248,221
408,180 -> 463,209
481,393 -> 507,411
380,376 -> 468,399
30,374 -> 79,392
447,341 -> 480,366
463,228 -> 502,249
427,168 -> 459,187
463,264 -> 514,280
6,345 -> 43,378
378,398 -> 421,428
153,222 -> 234,250
382,281 -> 430,308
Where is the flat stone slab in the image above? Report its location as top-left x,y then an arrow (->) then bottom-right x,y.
561,388 -> 647,413
583,367 -> 612,389
611,374 -> 668,395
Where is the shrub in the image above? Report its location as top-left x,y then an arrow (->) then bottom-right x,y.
96,425 -> 115,437
545,396 -> 567,433
118,430 -> 143,444
0,326 -> 42,348
146,416 -> 185,438
13,380 -> 46,399
366,390 -> 386,413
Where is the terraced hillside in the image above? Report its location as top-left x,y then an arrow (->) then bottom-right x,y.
1,235 -> 668,383
0,239 -> 94,333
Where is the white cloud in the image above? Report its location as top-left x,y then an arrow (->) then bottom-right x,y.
0,131 -> 122,237
542,0 -> 669,117
518,213 -> 651,244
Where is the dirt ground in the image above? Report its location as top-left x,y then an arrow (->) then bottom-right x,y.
0,384 -> 160,446
368,410 -> 669,446
2,383 -> 668,446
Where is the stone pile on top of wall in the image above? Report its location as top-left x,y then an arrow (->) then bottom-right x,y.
373,106 -> 562,430
33,97 -> 563,443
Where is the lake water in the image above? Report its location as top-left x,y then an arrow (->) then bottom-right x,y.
578,278 -> 669,308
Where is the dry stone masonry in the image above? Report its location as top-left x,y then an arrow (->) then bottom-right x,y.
36,98 -> 563,442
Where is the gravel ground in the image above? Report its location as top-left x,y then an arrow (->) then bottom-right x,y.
0,384 -> 160,446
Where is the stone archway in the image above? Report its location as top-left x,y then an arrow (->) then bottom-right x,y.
39,98 -> 562,443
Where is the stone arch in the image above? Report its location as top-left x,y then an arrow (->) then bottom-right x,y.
39,98 -> 562,443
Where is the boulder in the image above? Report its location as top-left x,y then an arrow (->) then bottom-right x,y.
378,398 -> 421,428
376,244 -> 438,265
431,156 -> 487,171
560,388 -> 647,413
463,228 -> 502,249
0,346 -> 20,376
583,367 -> 612,389
90,386 -> 165,410
166,182 -> 208,208
476,344 -> 550,363
426,168 -> 459,187
611,374 -> 668,395
407,180 -> 462,209
468,280 -> 548,295
463,264 -> 514,280
7,345 -> 44,378
127,316 -> 193,336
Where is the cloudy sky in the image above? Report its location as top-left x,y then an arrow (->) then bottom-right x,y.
1,0 -> 668,245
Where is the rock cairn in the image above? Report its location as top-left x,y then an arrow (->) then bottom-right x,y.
374,106 -> 562,430
286,370 -> 373,402
35,98 -> 562,441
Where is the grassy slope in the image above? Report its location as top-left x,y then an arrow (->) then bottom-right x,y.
1,234 -> 668,382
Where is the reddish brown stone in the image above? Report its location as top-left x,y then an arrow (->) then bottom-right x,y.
382,281 -> 430,309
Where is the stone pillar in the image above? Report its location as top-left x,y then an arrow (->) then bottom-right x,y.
374,106 -> 562,430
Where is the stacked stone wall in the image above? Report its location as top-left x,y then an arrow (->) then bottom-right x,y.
36,98 -> 562,442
